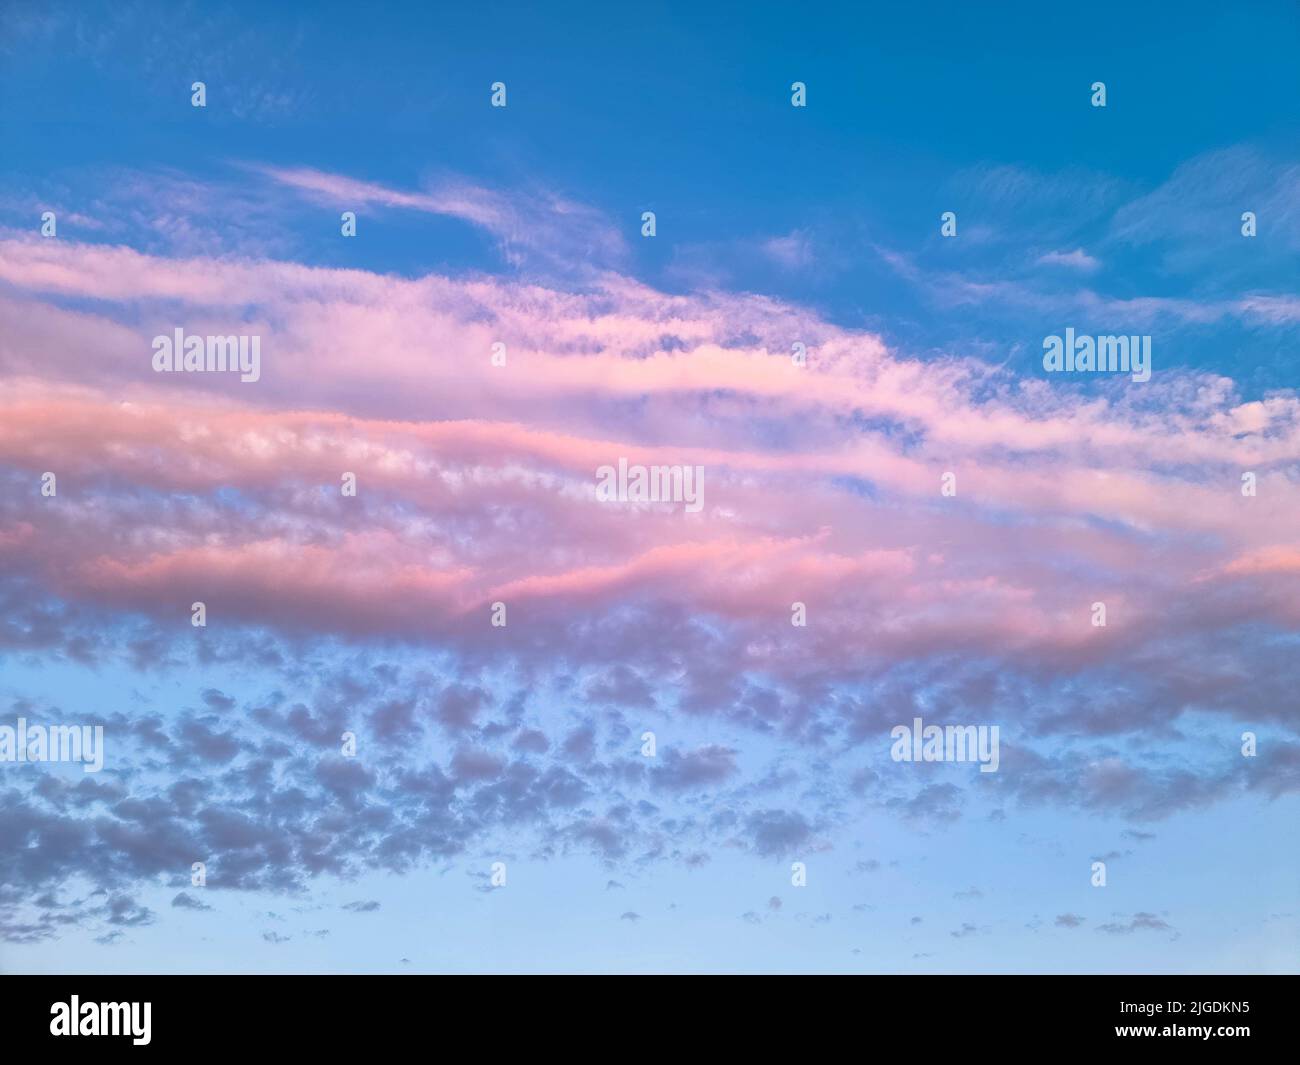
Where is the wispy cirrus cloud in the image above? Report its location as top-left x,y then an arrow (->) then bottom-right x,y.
250,164 -> 630,273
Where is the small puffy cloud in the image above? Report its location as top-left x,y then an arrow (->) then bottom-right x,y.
1097,912 -> 1175,935
1036,248 -> 1100,271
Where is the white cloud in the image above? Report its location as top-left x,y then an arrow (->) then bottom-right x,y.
1036,248 -> 1100,272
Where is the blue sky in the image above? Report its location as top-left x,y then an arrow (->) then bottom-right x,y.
0,0 -> 1297,973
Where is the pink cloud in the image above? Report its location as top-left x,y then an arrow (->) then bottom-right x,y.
1,233 -> 1298,678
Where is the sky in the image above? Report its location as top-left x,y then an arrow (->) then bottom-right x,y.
0,0 -> 1297,973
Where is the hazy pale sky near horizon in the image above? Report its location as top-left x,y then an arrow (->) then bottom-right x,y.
1,0 -> 1297,973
